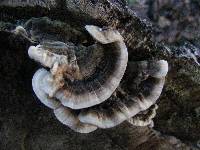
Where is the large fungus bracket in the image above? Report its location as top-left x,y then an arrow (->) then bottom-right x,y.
28,25 -> 168,133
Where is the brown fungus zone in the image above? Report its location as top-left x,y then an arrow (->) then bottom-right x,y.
29,25 -> 128,110
78,65 -> 167,128
27,24 -> 168,133
56,42 -> 125,109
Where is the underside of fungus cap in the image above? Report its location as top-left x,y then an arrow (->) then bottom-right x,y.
29,25 -> 128,109
78,60 -> 168,128
54,105 -> 97,133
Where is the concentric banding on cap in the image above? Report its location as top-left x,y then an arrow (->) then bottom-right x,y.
32,68 -> 61,109
29,25 -> 128,110
54,26 -> 128,109
78,60 -> 168,128
54,105 -> 97,133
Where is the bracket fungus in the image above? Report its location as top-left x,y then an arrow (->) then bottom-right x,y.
29,25 -> 128,109
78,60 -> 168,128
28,25 -> 168,133
32,68 -> 97,133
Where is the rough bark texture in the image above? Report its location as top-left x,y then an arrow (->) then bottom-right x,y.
128,1 -> 200,148
0,0 -> 199,150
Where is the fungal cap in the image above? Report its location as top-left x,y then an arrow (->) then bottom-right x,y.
28,44 -> 69,69
28,45 -> 54,68
32,68 -> 61,109
134,60 -> 168,78
85,25 -> 123,44
78,78 -> 165,128
33,26 -> 128,109
78,60 -> 168,128
54,105 -> 97,133
148,60 -> 168,78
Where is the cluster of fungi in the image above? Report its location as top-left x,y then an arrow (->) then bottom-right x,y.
26,25 -> 168,133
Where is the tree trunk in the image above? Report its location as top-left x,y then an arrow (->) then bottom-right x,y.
0,0 -> 196,150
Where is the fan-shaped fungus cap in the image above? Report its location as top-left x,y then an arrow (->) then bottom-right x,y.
28,41 -> 78,72
78,60 -> 168,128
29,24 -> 168,132
32,68 -> 61,109
32,68 -> 97,133
85,25 -> 124,44
29,25 -> 128,109
54,105 -> 97,133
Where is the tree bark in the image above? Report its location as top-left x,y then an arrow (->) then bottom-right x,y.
0,0 -> 195,150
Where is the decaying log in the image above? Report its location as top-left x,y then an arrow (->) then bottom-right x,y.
0,0 -> 194,149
